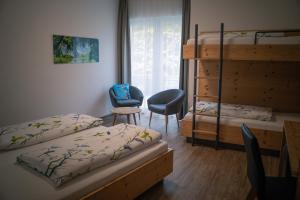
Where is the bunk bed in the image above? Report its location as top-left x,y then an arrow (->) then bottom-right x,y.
181,25 -> 300,151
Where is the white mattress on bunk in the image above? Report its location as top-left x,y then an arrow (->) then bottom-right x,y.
187,32 -> 300,45
0,139 -> 168,200
183,112 -> 300,132
189,101 -> 273,121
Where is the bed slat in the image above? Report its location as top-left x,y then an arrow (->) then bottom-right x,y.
183,44 -> 300,61
181,119 -> 282,150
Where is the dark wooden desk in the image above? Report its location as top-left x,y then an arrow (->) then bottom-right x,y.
279,121 -> 300,199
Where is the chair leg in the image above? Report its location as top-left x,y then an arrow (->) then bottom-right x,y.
113,114 -> 117,125
165,115 -> 168,133
175,113 -> 180,128
246,187 -> 256,200
138,106 -> 140,120
126,114 -> 130,124
133,114 -> 137,125
149,111 -> 152,127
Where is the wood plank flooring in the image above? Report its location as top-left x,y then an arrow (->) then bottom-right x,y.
102,111 -> 279,200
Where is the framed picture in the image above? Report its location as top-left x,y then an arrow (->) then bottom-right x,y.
53,35 -> 99,64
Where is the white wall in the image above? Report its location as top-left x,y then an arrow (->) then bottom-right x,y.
0,0 -> 119,126
191,0 -> 300,33
188,0 -> 300,106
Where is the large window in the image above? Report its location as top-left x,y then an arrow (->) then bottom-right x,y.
129,0 -> 182,108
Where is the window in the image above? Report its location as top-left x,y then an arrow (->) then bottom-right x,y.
129,0 -> 182,108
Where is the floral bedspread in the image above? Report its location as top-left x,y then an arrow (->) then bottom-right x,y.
189,101 -> 272,121
0,114 -> 103,150
16,124 -> 162,187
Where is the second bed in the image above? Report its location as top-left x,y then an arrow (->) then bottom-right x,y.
181,101 -> 300,151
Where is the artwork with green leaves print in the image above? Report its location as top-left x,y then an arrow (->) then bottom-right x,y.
53,35 -> 99,64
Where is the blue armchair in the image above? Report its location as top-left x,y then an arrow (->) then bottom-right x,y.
147,89 -> 185,133
109,85 -> 144,118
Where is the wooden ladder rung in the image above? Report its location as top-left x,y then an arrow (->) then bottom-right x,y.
193,130 -> 217,136
194,95 -> 219,100
195,76 -> 219,80
192,112 -> 218,117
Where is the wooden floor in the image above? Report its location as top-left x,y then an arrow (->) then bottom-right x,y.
102,112 -> 279,200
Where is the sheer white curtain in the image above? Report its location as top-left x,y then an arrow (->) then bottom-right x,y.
129,0 -> 182,108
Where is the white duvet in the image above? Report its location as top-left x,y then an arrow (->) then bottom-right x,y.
16,124 -> 162,187
190,101 -> 272,121
0,114 -> 103,150
187,31 -> 300,45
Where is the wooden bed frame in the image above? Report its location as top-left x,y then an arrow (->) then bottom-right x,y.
81,149 -> 173,200
181,117 -> 282,150
183,44 -> 300,61
181,29 -> 300,151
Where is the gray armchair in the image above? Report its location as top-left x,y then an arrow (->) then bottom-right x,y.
147,89 -> 185,133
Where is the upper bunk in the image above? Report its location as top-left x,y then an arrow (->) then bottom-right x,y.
183,30 -> 300,61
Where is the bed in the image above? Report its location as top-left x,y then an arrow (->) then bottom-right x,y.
186,31 -> 300,45
0,115 -> 173,200
181,28 -> 300,151
181,104 -> 300,151
183,30 -> 300,61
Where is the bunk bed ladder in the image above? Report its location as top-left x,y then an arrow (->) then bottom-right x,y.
216,23 -> 224,148
191,23 -> 224,149
191,24 -> 198,146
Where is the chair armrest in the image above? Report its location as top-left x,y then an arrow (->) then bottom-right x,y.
130,86 -> 144,106
165,92 -> 185,115
109,88 -> 118,107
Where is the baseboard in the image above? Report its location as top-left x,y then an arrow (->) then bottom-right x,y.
100,113 -> 113,118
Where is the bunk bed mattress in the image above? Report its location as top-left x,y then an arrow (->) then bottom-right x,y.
183,112 -> 300,132
187,34 -> 300,45
189,101 -> 272,121
0,139 -> 168,200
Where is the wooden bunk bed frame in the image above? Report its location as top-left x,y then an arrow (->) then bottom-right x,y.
81,149 -> 173,200
181,26 -> 300,152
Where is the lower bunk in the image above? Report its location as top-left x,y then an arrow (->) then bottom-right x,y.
181,111 -> 300,152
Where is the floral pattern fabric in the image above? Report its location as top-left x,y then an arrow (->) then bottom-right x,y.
0,114 -> 103,150
16,123 -> 161,187
189,101 -> 272,121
